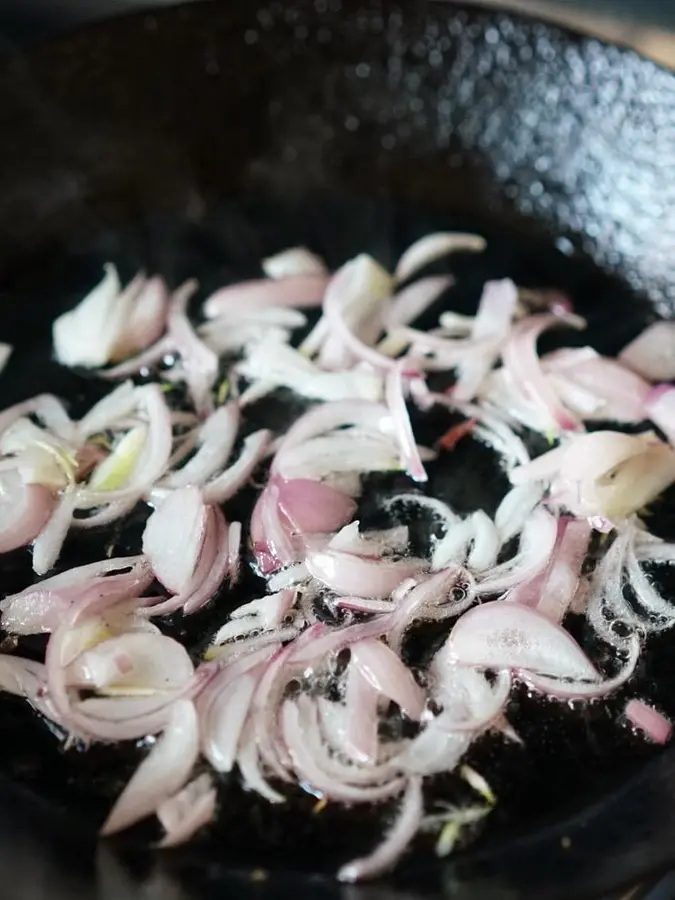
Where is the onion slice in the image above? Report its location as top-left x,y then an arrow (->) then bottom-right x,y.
337,777 -> 423,882
350,639 -> 425,720
395,232 -> 486,282
156,773 -> 217,848
443,601 -> 599,681
500,314 -> 585,433
386,364 -> 427,482
0,471 -> 54,555
203,274 -> 329,319
626,698 -> 672,744
620,321 -> 675,382
262,247 -> 327,279
100,699 -> 199,836
142,487 -> 207,594
306,549 -> 425,600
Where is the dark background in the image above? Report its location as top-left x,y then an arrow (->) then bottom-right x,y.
1,0 -> 675,45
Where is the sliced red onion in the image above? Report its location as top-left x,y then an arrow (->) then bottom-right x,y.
251,481 -> 296,575
77,384 -> 173,507
32,489 -> 76,576
72,498 -> 140,531
0,470 -> 54,555
204,274 -> 329,319
320,258 -> 397,370
114,276 -> 169,363
315,256 -> 393,370
161,404 -> 239,489
430,665 -> 511,733
65,632 -> 194,694
100,699 -> 199,836
143,487 -> 207,594
501,314 -> 585,433
523,635 -> 640,699
156,773 -> 217,848
266,562 -> 309,593
444,600 -> 599,680
394,715 -> 470,777
351,639 -> 425,720
477,507 -> 558,595
495,483 -> 545,543
4,554 -> 150,602
395,232 -> 486,283
200,319 -> 298,357
646,386 -> 675,446
534,518 -> 590,623
262,247 -> 327,279
273,400 -> 392,468
388,276 -> 456,331
274,430 -> 398,485
306,549 -> 425,599
241,640 -> 302,790
53,264 -> 122,368
453,279 -> 518,402
620,321 -> 675,383
145,506 -> 230,617
212,590 -> 296,645
0,655 -> 58,720
343,664 -> 380,764
385,364 -> 427,482
467,511 -> 500,572
42,566 -> 198,739
390,568 -> 476,654
276,477 -> 357,535
201,429 -> 271,505
0,416 -> 78,473
208,629 -> 299,664
239,335 -> 383,403
202,672 -> 259,772
625,699 -> 672,744
394,327 -> 495,367
514,429 -> 675,521
0,394 -> 76,443
168,280 -> 218,416
336,597 -> 395,614
543,348 -> 650,423
329,522 -> 409,558
337,776 -> 422,882
291,617 -> 394,666
236,721 -> 286,804
281,698 -> 405,803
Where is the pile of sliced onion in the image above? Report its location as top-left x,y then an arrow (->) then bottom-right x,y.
0,234 -> 673,883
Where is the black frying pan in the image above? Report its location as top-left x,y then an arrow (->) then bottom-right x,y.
0,2 -> 675,898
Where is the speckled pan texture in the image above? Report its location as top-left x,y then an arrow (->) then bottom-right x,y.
0,0 -> 672,308
1,4 -> 675,900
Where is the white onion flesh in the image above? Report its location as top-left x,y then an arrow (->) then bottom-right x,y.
100,700 -> 199,835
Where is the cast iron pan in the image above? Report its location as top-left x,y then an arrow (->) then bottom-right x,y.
0,2 -> 675,898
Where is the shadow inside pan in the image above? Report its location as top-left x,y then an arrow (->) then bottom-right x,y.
0,1 -> 674,899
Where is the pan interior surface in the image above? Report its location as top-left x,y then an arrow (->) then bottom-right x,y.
0,2 -> 674,899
